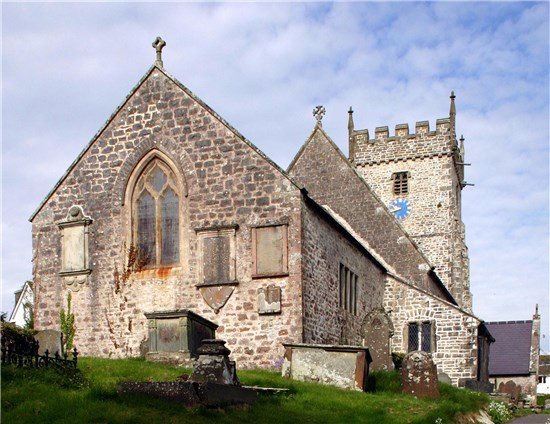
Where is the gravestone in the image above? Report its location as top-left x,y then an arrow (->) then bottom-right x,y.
437,372 -> 452,385
191,339 -> 239,386
498,380 -> 521,405
361,308 -> 394,371
35,330 -> 63,356
464,379 -> 494,393
401,351 -> 440,399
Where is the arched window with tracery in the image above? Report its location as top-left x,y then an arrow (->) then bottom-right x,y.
132,159 -> 180,267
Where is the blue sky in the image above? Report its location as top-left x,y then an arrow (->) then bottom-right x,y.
2,2 -> 549,351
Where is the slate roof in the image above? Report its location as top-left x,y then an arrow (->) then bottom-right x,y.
485,320 -> 533,376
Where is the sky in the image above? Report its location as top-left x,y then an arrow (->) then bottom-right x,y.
2,2 -> 549,351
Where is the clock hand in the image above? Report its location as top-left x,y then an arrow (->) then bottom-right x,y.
390,207 -> 402,213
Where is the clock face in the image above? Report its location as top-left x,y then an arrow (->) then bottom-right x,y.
389,198 -> 411,221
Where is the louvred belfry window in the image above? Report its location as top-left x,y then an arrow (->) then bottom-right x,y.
392,171 -> 410,196
133,160 -> 180,267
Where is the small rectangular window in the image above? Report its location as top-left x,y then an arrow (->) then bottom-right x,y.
339,263 -> 345,308
408,321 -> 435,353
339,263 -> 358,315
392,172 -> 409,195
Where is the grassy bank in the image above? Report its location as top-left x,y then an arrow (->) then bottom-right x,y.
2,357 -> 487,423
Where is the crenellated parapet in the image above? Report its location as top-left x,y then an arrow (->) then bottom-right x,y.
351,117 -> 464,167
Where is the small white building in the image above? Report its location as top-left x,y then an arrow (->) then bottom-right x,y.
9,280 -> 33,327
537,363 -> 550,395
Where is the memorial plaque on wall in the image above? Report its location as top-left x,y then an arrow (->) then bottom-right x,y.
196,226 -> 237,286
258,284 -> 281,314
195,226 -> 238,313
58,206 -> 92,291
252,225 -> 288,277
202,236 -> 231,285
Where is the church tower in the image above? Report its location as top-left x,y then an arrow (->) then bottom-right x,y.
349,93 -> 472,311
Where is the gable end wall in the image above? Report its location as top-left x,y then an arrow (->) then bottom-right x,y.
32,69 -> 304,367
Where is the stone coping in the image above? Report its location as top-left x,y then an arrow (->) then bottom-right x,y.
144,309 -> 218,329
283,343 -> 372,360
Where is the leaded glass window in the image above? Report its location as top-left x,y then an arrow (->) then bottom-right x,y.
133,160 -> 180,267
137,191 -> 156,265
408,322 -> 419,352
161,187 -> 179,265
408,321 -> 435,353
421,321 -> 432,352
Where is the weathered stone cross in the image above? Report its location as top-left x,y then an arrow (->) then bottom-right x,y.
152,36 -> 166,67
313,105 -> 326,126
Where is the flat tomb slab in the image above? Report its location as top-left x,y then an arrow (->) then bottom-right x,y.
118,381 -> 258,408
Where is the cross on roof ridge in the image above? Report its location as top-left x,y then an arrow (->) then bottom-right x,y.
152,36 -> 166,67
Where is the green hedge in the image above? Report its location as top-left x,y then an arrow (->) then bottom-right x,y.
1,322 -> 37,353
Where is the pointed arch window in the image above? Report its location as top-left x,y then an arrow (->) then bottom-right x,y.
132,160 -> 180,267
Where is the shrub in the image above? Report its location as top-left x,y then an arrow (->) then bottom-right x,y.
487,401 -> 513,424
1,321 -> 37,354
392,352 -> 406,369
538,394 -> 550,407
59,291 -> 76,354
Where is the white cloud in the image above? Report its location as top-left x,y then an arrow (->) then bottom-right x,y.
2,1 -> 548,349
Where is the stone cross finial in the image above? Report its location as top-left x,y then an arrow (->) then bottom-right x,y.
152,36 -> 166,67
313,105 -> 326,126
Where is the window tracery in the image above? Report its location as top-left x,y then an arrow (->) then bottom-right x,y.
132,159 -> 180,267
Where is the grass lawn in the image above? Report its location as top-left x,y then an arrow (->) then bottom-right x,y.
2,357 -> 488,424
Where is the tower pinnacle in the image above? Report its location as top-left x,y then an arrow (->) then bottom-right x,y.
348,107 -> 355,161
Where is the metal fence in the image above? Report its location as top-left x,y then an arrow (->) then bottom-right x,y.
1,331 -> 78,369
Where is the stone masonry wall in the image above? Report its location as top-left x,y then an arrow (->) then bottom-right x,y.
356,157 -> 455,296
288,128 -> 450,301
301,200 -> 386,346
352,120 -> 472,311
32,66 -> 304,368
384,275 -> 479,385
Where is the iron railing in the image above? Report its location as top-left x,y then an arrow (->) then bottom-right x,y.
1,332 -> 78,369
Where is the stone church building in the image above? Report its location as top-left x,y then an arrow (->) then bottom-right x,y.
30,39 -> 489,385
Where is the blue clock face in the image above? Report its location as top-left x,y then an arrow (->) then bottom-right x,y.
389,198 -> 411,221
